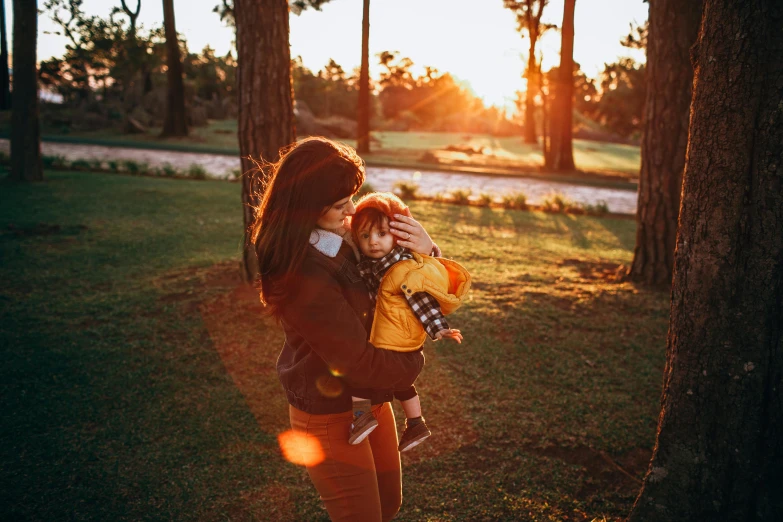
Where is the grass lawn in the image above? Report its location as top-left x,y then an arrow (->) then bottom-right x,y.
4,117 -> 641,183
0,169 -> 667,521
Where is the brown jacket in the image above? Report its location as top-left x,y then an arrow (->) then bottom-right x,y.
277,241 -> 425,414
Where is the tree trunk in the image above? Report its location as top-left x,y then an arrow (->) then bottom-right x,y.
356,0 -> 371,153
628,1 -> 783,520
234,0 -> 295,282
10,0 -> 42,182
628,0 -> 702,286
523,30 -> 539,144
0,0 -> 11,110
544,0 -> 576,171
161,0 -> 188,137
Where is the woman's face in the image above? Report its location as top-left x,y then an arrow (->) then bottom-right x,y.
317,195 -> 356,231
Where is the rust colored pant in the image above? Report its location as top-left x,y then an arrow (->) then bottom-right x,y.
289,402 -> 402,522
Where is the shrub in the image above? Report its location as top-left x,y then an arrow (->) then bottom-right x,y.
356,182 -> 375,198
449,187 -> 472,205
477,192 -> 494,207
107,160 -> 120,173
541,192 -> 577,213
0,152 -> 9,165
187,164 -> 208,180
89,159 -> 103,171
123,160 -> 141,174
42,155 -> 68,169
501,192 -> 528,210
228,168 -> 242,182
393,180 -> 420,199
582,200 -> 610,216
70,159 -> 92,171
161,163 -> 178,177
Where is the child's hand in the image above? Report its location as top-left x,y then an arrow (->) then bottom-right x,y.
435,329 -> 463,343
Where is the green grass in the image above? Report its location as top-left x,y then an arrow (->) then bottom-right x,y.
0,169 -> 667,521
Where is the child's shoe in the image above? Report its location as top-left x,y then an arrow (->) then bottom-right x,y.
348,411 -> 378,445
398,419 -> 431,452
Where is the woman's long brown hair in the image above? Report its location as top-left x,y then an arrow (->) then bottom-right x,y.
250,137 -> 365,317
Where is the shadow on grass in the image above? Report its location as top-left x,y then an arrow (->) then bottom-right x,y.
0,174 -> 664,522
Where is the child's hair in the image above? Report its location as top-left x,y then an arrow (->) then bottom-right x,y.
350,192 -> 409,247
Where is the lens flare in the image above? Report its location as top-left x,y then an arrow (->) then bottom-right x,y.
316,374 -> 343,398
278,430 -> 324,467
329,367 -> 344,377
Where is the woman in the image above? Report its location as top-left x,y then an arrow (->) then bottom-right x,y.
251,137 -> 436,521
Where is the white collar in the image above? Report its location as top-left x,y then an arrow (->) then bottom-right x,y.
309,228 -> 346,258
309,228 -> 361,261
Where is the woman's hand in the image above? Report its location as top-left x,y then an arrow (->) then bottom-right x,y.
435,329 -> 463,343
389,209 -> 434,254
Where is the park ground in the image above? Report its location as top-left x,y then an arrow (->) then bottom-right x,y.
0,117 -> 642,186
0,169 -> 668,521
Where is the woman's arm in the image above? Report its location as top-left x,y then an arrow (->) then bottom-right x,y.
281,258 -> 424,391
388,211 -> 435,255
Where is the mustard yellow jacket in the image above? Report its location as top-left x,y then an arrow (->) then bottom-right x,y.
369,253 -> 471,351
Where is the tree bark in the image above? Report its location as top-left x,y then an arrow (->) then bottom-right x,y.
523,29 -> 539,144
234,0 -> 295,282
161,0 -> 188,137
10,0 -> 42,182
544,0 -> 575,171
628,0 -> 703,286
0,0 -> 11,110
628,1 -> 783,520
356,0 -> 371,153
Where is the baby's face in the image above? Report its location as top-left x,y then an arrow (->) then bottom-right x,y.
356,220 -> 395,259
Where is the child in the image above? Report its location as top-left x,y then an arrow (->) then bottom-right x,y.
347,192 -> 471,452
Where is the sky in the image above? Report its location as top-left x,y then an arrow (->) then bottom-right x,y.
12,0 -> 648,111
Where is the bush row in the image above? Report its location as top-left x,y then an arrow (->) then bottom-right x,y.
0,152 -> 609,216
5,153 -> 243,182
392,180 -> 610,216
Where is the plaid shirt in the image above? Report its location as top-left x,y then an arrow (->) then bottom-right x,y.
357,245 -> 450,340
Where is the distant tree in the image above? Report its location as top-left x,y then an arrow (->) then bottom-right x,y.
590,57 -> 646,138
356,0 -> 370,153
233,0 -> 295,282
628,0 -> 783,519
41,0 -> 163,106
183,46 -> 237,101
161,0 -> 188,137
0,0 -> 10,110
544,0 -> 575,171
503,0 -> 551,144
119,0 -> 141,39
628,0 -> 702,285
10,0 -> 42,181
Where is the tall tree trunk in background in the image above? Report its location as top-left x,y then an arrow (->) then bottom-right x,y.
234,0 -> 295,282
544,0 -> 575,171
10,0 -> 41,182
523,27 -> 539,143
161,0 -> 188,137
356,0 -> 370,153
628,1 -> 783,520
627,0 -> 702,286
503,1 -> 548,144
0,0 -> 11,110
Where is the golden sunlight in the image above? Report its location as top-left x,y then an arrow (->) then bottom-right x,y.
278,430 -> 325,467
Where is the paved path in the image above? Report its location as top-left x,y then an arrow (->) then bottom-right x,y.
1,139 -> 638,214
